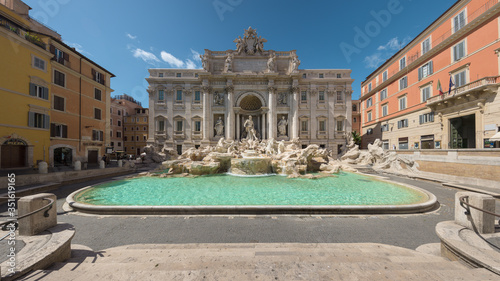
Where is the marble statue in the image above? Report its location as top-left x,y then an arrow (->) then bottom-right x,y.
224,53 -> 233,72
243,115 -> 257,141
278,116 -> 288,136
214,91 -> 224,106
291,54 -> 300,72
215,117 -> 224,136
267,54 -> 276,72
233,27 -> 267,55
200,54 -> 209,71
256,36 -> 266,53
234,36 -> 245,54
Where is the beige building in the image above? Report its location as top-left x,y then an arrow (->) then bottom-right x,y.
124,108 -> 149,157
147,27 -> 353,156
110,98 -> 126,153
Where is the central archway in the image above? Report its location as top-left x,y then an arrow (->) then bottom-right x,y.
240,95 -> 262,111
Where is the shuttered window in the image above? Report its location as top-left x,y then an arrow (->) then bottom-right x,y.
54,70 -> 65,87
28,112 -> 49,129
53,95 -> 65,111
422,38 -> 431,55
92,130 -> 103,141
453,41 -> 465,61
29,83 -> 49,100
95,88 -> 102,101
454,70 -> 467,87
94,108 -> 102,120
453,10 -> 466,33
418,61 -> 433,81
50,123 -> 68,138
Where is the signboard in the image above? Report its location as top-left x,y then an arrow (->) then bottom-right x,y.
106,147 -> 113,154
3,139 -> 27,146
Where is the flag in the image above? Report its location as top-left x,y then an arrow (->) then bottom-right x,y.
448,75 -> 455,95
437,79 -> 444,95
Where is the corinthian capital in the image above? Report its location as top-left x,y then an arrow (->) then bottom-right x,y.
202,86 -> 212,93
225,85 -> 234,92
268,86 -> 277,93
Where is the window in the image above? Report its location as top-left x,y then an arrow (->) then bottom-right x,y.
195,73 -> 198,78
366,97 -> 372,107
301,120 -> 308,132
336,120 -> 343,132
381,124 -> 389,132
380,89 -> 387,101
118,142 -> 121,147
143,126 -> 146,131
54,70 -> 65,87
367,111 -> 372,122
136,136 -> 139,141
28,112 -> 49,128
194,91 -> 201,102
144,117 -> 147,122
367,128 -> 373,135
319,73 -> 324,78
418,61 -> 433,80
54,95 -> 65,111
336,91 -> 343,102
33,56 -> 46,71
352,104 -> 357,112
29,83 -> 48,99
93,70 -> 105,85
353,117 -> 357,123
176,120 -> 183,132
94,108 -> 102,120
159,73 -> 164,77
176,73 -> 181,77
131,127 -> 134,131
136,126 -> 139,131
302,73 -> 306,78
397,119 -> 408,128
158,120 -> 165,131
382,70 -> 388,82
143,136 -> 147,141
399,96 -> 407,110
337,73 -> 342,78
368,83 -> 372,92
453,10 -> 466,33
176,90 -> 182,102
399,57 -> 406,70
301,91 -> 307,102
117,131 -> 122,138
158,90 -> 164,101
131,118 -> 135,122
53,47 -> 65,64
419,112 -> 435,124
421,86 -> 431,102
319,120 -> 326,132
319,91 -> 325,102
118,110 -> 121,116
92,130 -> 103,141
454,70 -> 467,87
382,104 -> 388,117
50,123 -> 67,138
453,41 -> 465,61
111,142 -> 114,147
118,120 -> 121,127
124,136 -> 128,141
94,88 -> 102,101
194,120 -> 201,132
399,137 -> 409,149
422,37 -> 431,55
399,76 -> 407,90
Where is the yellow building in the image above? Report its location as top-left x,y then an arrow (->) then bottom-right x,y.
0,1 -> 59,168
0,0 -> 114,169
124,108 -> 149,157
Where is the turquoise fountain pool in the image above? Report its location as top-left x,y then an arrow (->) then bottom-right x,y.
74,172 -> 428,207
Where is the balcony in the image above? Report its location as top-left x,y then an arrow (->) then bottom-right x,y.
426,76 -> 499,107
0,19 -> 47,50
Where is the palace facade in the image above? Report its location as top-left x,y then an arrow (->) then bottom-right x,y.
147,27 -> 354,156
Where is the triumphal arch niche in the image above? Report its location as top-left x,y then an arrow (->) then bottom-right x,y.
147,27 -> 354,155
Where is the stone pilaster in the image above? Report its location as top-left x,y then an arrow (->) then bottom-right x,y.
291,86 -> 300,139
147,88 -> 156,145
225,84 -> 234,140
202,85 -> 211,142
268,85 -> 276,139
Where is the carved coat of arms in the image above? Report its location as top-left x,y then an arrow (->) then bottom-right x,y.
234,27 -> 267,55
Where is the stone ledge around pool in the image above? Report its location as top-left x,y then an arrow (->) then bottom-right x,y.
65,174 -> 438,216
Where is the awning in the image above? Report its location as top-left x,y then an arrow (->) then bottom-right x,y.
489,131 -> 500,141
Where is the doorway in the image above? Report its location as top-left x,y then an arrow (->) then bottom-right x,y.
1,141 -> 27,168
88,150 -> 99,164
450,114 -> 475,148
54,147 -> 72,166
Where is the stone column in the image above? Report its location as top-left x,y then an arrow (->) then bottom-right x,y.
225,85 -> 234,140
147,88 -> 156,145
291,86 -> 300,139
202,86 -> 211,142
236,111 -> 240,140
262,112 -> 266,140
267,86 -> 276,139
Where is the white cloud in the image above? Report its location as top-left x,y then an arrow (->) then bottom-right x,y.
160,51 -> 185,68
191,49 -> 201,62
185,59 -> 197,69
64,41 -> 92,57
126,33 -> 137,40
364,54 -> 384,69
364,36 -> 412,69
132,48 -> 160,66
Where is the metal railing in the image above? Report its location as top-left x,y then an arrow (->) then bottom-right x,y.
0,197 -> 55,240
426,76 -> 500,104
459,195 -> 500,224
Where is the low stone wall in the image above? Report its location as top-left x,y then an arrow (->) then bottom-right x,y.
394,149 -> 500,186
0,166 -> 135,187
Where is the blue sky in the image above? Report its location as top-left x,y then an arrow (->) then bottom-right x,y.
24,0 -> 457,106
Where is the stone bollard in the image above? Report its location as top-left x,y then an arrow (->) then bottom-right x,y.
74,160 -> 81,171
99,160 -> 105,169
18,193 -> 57,236
38,161 -> 48,174
455,192 -> 495,234
118,160 -> 123,167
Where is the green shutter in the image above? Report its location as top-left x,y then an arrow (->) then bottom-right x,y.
429,61 -> 433,75
62,125 -> 68,138
28,112 -> 35,127
418,67 -> 423,81
43,87 -> 49,100
29,83 -> 36,96
44,114 -> 50,129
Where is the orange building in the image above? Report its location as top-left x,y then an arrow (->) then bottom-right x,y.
124,108 -> 149,157
361,0 -> 500,150
48,38 -> 114,167
110,98 -> 127,154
